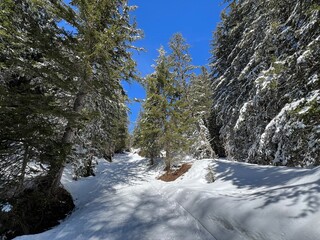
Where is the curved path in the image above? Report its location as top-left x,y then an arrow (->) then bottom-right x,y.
15,153 -> 214,240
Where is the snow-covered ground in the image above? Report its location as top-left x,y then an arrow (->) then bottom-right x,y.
15,153 -> 320,240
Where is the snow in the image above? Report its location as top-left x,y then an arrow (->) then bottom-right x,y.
1,203 -> 12,213
308,74 -> 318,86
297,49 -> 311,64
234,101 -> 252,130
259,98 -> 305,145
15,153 -> 320,240
298,106 -> 311,115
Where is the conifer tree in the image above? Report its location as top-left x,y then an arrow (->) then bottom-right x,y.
0,0 -> 140,195
162,34 -> 195,169
135,35 -> 196,170
0,0 -> 77,197
113,93 -> 130,154
46,0 -> 140,191
188,67 -> 215,159
136,47 -> 168,165
209,0 -> 320,166
168,33 -> 194,96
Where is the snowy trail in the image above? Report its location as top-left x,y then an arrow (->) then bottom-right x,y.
15,153 -> 214,240
14,153 -> 320,240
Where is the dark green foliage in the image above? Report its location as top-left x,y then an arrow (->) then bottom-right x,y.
134,34 -> 214,169
113,98 -> 130,154
0,0 -> 139,236
0,0 -> 140,195
0,0 -> 77,197
209,0 -> 320,166
0,0 -> 140,237
134,48 -> 168,165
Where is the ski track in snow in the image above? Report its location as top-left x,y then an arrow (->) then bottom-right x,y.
14,153 -> 320,240
15,153 -> 215,240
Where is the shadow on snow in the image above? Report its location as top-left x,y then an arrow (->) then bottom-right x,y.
43,153 -> 209,240
213,160 -> 320,218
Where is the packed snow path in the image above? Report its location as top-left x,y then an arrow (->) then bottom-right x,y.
15,153 -> 320,240
16,153 -> 214,240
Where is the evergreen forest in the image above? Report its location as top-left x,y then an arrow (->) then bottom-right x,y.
0,0 -> 319,239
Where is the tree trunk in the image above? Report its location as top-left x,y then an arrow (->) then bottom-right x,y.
17,144 -> 29,195
149,154 -> 154,166
48,91 -> 86,193
164,148 -> 171,172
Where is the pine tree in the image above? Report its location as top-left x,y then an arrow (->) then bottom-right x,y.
46,0 -> 141,191
135,35 -> 196,170
113,93 -> 130,154
188,67 -> 215,159
0,0 -> 140,195
135,47 -> 168,165
0,0 -> 78,197
209,0 -> 320,166
168,33 -> 194,96
162,33 -> 195,169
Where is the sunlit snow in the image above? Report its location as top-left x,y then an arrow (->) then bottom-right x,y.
15,153 -> 320,240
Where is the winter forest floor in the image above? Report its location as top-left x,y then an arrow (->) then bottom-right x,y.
14,153 -> 320,240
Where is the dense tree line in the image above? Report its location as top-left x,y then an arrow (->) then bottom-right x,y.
0,0 -> 138,200
209,0 -> 320,166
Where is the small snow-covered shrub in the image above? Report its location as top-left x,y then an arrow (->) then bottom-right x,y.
205,166 -> 215,183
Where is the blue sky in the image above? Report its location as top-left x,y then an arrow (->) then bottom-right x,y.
124,0 -> 226,132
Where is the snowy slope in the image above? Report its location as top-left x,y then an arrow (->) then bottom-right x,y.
15,153 -> 320,240
159,160 -> 320,240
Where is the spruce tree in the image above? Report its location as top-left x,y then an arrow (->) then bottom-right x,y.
135,35 -> 196,170
209,0 -> 320,166
46,0 -> 140,191
0,0 -> 77,197
0,0 -> 140,195
168,33 -> 194,96
162,33 -> 195,169
188,67 -> 215,159
136,47 -> 168,165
